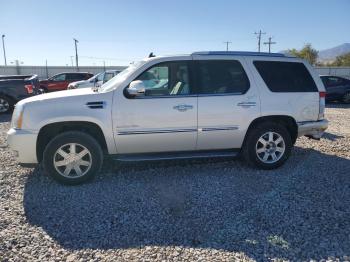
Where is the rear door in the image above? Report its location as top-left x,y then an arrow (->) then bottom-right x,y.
193,56 -> 260,150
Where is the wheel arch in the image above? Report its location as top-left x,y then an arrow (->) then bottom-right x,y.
36,121 -> 108,162
244,115 -> 298,146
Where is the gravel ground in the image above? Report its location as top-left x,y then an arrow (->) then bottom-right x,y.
1,104 -> 350,261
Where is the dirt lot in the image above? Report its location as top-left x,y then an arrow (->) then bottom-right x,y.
1,104 -> 350,261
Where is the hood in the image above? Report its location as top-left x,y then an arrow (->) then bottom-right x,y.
70,80 -> 88,86
17,88 -> 96,106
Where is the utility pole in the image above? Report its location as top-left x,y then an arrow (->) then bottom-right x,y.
223,41 -> 232,51
2,34 -> 7,66
103,60 -> 106,71
45,59 -> 49,78
73,38 -> 79,71
70,56 -> 74,67
254,30 -> 266,52
263,37 -> 276,53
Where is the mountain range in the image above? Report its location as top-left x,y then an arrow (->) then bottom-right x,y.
318,43 -> 350,62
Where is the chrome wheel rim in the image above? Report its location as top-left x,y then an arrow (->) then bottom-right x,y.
0,98 -> 10,113
53,143 -> 92,178
256,131 -> 285,164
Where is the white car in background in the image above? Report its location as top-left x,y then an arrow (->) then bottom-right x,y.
67,70 -> 121,89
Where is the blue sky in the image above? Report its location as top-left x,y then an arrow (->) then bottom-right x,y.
1,0 -> 349,66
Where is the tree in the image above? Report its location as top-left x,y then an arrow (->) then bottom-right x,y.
331,52 -> 350,66
287,44 -> 318,65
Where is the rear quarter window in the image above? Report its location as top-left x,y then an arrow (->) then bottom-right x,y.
254,61 -> 318,92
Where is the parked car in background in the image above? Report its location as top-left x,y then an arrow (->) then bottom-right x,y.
40,72 -> 93,92
0,75 -> 41,114
67,70 -> 121,89
320,75 -> 350,103
7,51 -> 328,185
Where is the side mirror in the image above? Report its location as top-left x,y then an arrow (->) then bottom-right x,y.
126,80 -> 146,97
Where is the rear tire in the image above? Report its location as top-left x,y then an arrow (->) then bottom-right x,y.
342,92 -> 350,104
0,95 -> 13,114
242,122 -> 292,169
43,131 -> 103,185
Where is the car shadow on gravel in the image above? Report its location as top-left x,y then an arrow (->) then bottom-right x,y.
23,147 -> 350,261
322,132 -> 344,141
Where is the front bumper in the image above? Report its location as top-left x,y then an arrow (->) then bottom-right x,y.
297,119 -> 329,139
7,128 -> 38,164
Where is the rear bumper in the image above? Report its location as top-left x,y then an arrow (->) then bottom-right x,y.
297,119 -> 329,139
7,128 -> 38,164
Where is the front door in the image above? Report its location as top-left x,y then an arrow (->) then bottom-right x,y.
48,73 -> 67,91
113,61 -> 198,154
193,57 -> 260,150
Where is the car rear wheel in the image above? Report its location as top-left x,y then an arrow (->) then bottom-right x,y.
242,122 -> 292,169
343,92 -> 350,104
0,96 -> 13,114
43,131 -> 103,185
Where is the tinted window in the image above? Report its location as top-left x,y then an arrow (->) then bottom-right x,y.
52,74 -> 66,81
195,60 -> 250,94
326,76 -> 344,87
254,61 -> 318,92
66,73 -> 86,80
134,62 -> 191,96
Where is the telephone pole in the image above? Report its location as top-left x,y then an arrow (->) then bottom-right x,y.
263,37 -> 276,53
223,41 -> 232,51
73,38 -> 79,71
2,34 -> 7,66
254,30 -> 266,52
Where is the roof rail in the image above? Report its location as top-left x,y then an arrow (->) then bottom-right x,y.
192,51 -> 286,57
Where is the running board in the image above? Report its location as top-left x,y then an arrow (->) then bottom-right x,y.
111,150 -> 239,162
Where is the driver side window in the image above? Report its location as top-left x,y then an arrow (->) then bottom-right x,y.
135,62 -> 191,96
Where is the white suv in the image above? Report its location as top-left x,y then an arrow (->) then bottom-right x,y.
7,51 -> 328,185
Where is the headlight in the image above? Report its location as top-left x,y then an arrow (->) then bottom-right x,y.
11,104 -> 24,129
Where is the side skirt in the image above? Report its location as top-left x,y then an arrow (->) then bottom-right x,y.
110,149 -> 239,162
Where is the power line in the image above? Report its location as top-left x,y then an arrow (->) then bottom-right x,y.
223,41 -> 232,51
263,36 -> 276,53
254,30 -> 266,52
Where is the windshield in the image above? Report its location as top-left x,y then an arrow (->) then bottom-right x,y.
99,61 -> 146,92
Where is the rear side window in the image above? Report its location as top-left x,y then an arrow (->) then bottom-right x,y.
195,60 -> 250,95
254,61 -> 318,92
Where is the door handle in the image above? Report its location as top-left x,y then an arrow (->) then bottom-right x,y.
173,104 -> 193,112
237,102 -> 256,108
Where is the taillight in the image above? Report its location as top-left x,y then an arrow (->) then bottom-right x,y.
24,84 -> 34,94
318,91 -> 326,120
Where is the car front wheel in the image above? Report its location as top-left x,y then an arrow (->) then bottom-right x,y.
243,122 -> 292,169
0,96 -> 13,114
43,131 -> 103,185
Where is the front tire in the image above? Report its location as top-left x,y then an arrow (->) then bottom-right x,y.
43,131 -> 103,185
242,122 -> 292,169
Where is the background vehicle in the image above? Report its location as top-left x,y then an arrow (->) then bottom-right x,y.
7,52 -> 328,185
67,70 -> 120,89
320,75 -> 350,103
40,72 -> 93,92
0,75 -> 41,114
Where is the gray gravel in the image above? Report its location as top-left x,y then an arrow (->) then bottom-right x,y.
1,104 -> 350,261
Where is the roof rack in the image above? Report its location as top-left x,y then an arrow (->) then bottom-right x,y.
192,51 -> 286,57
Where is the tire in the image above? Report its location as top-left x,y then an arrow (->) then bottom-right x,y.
0,95 -> 13,114
40,86 -> 48,93
43,131 -> 103,185
242,122 -> 292,169
342,92 -> 350,104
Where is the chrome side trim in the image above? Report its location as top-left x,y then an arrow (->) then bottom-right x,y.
201,126 -> 239,132
117,128 -> 197,135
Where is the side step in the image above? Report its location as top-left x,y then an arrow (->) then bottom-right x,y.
112,149 -> 239,162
